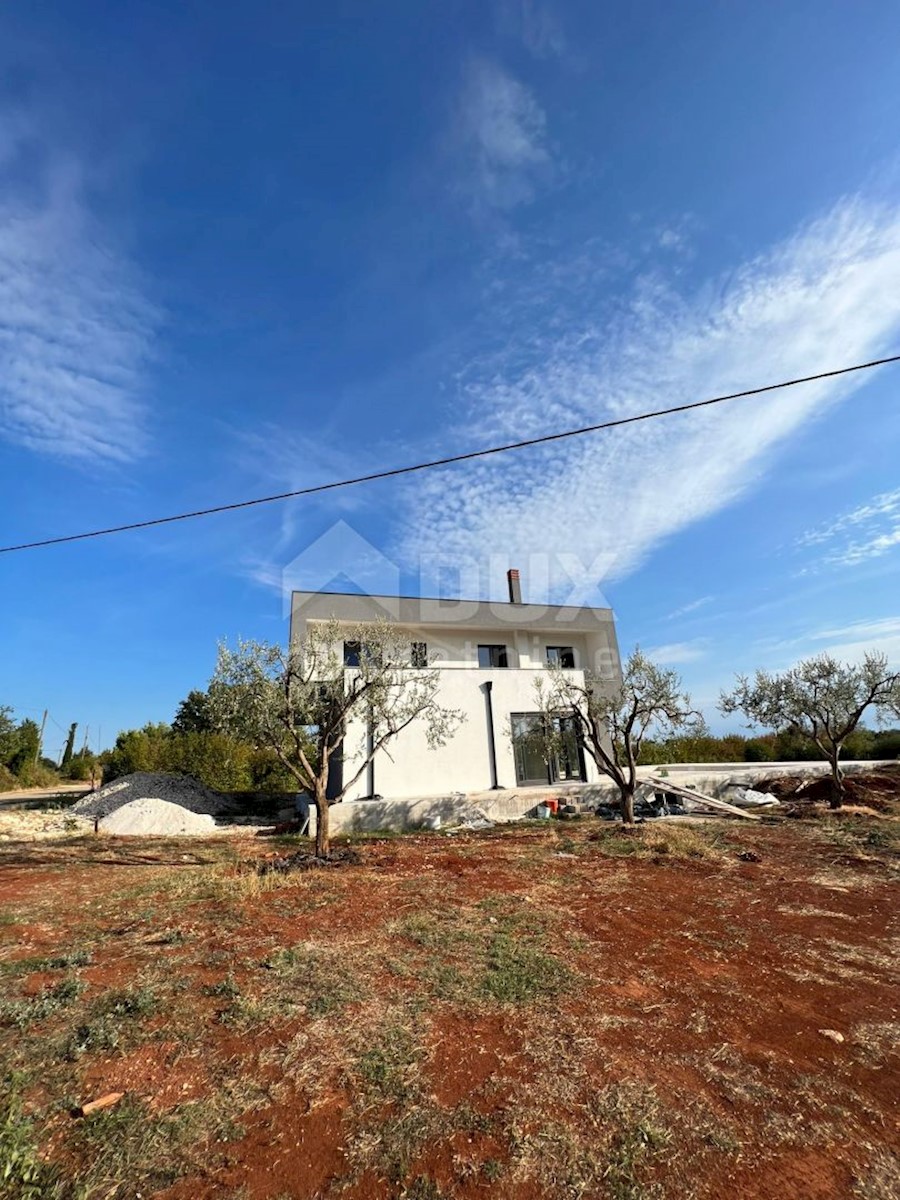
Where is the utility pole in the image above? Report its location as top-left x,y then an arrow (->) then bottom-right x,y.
35,709 -> 48,765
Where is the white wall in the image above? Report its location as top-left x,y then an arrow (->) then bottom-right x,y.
339,667 -> 599,800
293,602 -> 621,801
314,621 -> 595,671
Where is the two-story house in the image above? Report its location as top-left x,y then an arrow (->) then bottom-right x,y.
289,570 -> 622,800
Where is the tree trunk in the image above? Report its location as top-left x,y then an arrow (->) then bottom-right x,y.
828,756 -> 845,810
619,785 -> 636,826
314,785 -> 329,857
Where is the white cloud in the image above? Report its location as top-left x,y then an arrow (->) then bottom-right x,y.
456,58 -> 550,211
799,488 -> 900,567
742,615 -> 900,673
811,616 -> 900,643
666,595 -> 714,620
397,198 -> 900,600
496,0 -> 566,59
655,217 -> 696,256
642,640 -> 708,665
0,119 -> 157,463
807,615 -> 900,666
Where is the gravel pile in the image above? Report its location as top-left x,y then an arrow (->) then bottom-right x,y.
99,797 -> 219,837
73,772 -> 232,822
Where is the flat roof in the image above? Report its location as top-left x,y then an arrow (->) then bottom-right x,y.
290,589 -> 617,633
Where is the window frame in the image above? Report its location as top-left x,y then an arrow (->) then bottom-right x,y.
477,643 -> 509,668
343,640 -> 361,667
546,645 -> 576,669
343,641 -> 383,668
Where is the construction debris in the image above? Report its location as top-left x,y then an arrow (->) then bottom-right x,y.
727,787 -> 780,808
755,768 -> 900,811
457,812 -> 494,830
645,776 -> 762,821
819,1029 -> 845,1044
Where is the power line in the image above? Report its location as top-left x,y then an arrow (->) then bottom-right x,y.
2,353 -> 898,555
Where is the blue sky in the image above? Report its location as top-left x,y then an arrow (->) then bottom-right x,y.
2,0 -> 900,755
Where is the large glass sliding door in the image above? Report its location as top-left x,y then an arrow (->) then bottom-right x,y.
511,712 -> 584,786
511,714 -> 550,785
554,716 -> 583,781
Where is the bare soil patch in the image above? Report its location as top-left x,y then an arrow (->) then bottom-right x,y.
759,763 -> 900,812
1,798 -> 898,1199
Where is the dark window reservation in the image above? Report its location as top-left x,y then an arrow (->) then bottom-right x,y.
478,644 -> 509,668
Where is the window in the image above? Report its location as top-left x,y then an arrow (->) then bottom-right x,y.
511,712 -> 549,785
511,711 -> 583,785
343,641 -> 382,667
547,645 -> 576,668
343,641 -> 361,667
554,715 -> 583,780
410,641 -> 427,667
478,644 -> 509,668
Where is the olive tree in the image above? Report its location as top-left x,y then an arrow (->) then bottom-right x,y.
208,619 -> 464,856
720,652 -> 900,809
534,648 -> 701,825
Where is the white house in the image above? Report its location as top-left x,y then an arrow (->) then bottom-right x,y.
289,570 -> 623,800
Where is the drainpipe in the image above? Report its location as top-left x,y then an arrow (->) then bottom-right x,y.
366,715 -> 375,799
483,681 -> 501,789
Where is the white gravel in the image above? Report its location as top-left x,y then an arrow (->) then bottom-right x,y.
0,810 -> 94,842
73,772 -> 232,821
98,797 -> 220,837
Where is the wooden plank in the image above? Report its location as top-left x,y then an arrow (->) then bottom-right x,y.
77,1092 -> 124,1117
645,776 -> 762,821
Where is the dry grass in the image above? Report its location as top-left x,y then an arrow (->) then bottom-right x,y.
853,1149 -> 900,1200
585,823 -> 730,863
850,1021 -> 900,1067
1,816 -> 897,1199
805,868 -> 878,891
775,905 -> 854,920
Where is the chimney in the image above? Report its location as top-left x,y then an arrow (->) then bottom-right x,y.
507,568 -> 522,605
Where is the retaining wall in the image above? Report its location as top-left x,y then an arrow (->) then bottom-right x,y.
304,760 -> 893,836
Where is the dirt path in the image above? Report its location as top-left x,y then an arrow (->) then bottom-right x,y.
0,781 -> 92,807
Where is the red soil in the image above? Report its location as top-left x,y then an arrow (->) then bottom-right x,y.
1,818 -> 897,1199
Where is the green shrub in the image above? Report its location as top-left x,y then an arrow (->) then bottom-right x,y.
100,723 -> 297,793
163,732 -> 255,791
743,740 -> 775,762
100,986 -> 157,1019
64,754 -> 96,782
0,1083 -> 62,1200
65,1014 -> 122,1060
0,977 -> 86,1030
870,729 -> 900,759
